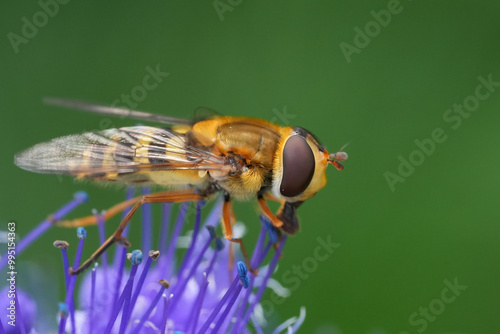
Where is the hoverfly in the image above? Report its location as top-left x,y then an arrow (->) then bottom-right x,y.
15,98 -> 348,275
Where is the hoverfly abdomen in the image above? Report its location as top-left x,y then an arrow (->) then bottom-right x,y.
146,141 -> 170,164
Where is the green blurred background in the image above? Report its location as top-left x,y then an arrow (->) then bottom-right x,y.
2,1 -> 500,333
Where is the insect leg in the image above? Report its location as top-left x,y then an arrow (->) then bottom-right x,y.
69,189 -> 203,275
222,193 -> 256,275
222,192 -> 235,239
263,192 -> 281,203
222,193 -> 237,274
257,195 -> 284,228
55,196 -> 142,228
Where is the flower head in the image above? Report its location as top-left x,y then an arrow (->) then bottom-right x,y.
1,189 -> 306,333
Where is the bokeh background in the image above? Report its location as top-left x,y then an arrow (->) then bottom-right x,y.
2,1 -> 500,333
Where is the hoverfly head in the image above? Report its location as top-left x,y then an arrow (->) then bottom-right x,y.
273,127 -> 331,202
272,128 -> 348,234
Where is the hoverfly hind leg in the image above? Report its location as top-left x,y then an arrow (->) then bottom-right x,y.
70,189 -> 204,275
55,196 -> 141,228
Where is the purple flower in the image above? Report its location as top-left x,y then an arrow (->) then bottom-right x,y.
0,287 -> 37,334
1,189 -> 306,333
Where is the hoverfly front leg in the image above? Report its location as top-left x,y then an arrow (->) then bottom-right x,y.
222,192 -> 257,275
257,195 -> 284,228
257,194 -> 285,253
263,192 -> 281,203
69,189 -> 204,275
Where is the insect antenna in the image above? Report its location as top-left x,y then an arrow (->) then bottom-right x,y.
328,142 -> 349,170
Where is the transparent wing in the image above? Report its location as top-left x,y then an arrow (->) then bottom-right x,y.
44,98 -> 194,126
193,106 -> 224,122
14,126 -> 231,176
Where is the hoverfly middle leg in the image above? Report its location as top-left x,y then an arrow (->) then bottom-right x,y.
222,192 -> 257,275
69,189 -> 204,276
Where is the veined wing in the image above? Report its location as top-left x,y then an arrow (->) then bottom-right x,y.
44,98 -> 194,126
14,126 -> 232,179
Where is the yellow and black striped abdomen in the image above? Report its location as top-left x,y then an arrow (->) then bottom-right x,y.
14,126 -> 212,187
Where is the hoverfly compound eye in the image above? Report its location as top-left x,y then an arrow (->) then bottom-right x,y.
280,135 -> 315,197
